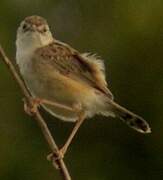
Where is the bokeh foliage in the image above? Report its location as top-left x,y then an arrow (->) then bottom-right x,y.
0,0 -> 163,179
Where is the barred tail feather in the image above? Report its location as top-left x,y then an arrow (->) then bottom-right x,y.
108,101 -> 151,133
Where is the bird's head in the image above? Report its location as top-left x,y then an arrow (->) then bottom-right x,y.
16,15 -> 53,50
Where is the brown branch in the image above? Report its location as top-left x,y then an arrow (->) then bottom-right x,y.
0,44 -> 71,180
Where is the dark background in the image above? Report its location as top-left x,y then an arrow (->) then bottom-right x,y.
0,0 -> 163,179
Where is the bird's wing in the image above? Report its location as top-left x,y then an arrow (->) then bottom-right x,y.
34,41 -> 113,99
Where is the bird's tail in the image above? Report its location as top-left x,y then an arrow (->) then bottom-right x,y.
106,100 -> 151,133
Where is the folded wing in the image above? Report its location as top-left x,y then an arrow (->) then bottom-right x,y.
34,41 -> 114,99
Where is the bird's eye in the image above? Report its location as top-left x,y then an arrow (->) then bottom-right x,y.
22,24 -> 27,30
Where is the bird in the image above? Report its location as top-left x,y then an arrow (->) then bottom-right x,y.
16,15 -> 151,157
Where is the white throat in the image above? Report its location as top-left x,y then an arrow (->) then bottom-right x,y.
16,30 -> 53,67
16,30 -> 53,52
16,30 -> 53,78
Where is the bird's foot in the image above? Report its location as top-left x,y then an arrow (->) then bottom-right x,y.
47,147 -> 66,169
47,146 -> 66,161
23,97 -> 42,115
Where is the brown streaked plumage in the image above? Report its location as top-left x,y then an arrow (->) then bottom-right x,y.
35,41 -> 114,99
16,15 -> 151,134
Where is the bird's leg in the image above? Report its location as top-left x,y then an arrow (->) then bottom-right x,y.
47,111 -> 86,160
40,99 -> 74,112
23,97 -> 75,115
24,98 -> 85,159
60,111 -> 86,157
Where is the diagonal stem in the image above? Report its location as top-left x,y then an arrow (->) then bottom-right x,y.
0,44 -> 71,180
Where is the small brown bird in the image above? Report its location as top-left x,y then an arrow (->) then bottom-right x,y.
16,15 -> 151,156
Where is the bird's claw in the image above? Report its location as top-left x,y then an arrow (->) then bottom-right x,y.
47,148 -> 66,169
23,97 -> 42,115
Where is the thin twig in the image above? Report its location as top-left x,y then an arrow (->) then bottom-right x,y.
0,44 -> 71,180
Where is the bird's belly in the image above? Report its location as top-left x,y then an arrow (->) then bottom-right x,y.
23,69 -> 101,122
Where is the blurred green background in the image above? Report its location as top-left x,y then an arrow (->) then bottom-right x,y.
0,0 -> 163,179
